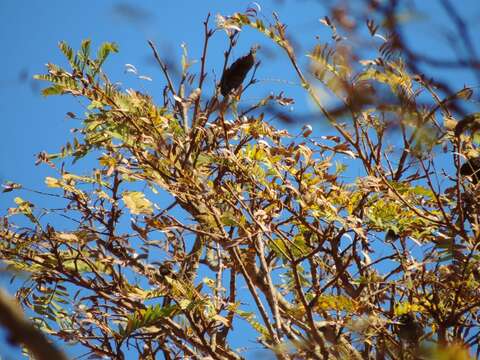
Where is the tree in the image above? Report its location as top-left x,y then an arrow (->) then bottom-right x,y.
1,2 -> 480,359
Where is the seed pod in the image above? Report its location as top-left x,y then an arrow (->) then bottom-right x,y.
396,313 -> 423,343
220,46 -> 257,96
156,262 -> 175,282
460,157 -> 480,184
385,229 -> 398,243
454,113 -> 480,137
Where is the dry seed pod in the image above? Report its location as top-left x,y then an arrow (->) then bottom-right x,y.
460,157 -> 480,184
396,313 -> 423,343
220,46 -> 257,96
385,229 -> 398,243
454,113 -> 480,137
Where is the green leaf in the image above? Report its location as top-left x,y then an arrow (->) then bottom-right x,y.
41,85 -> 65,97
220,211 -> 239,226
97,42 -> 119,62
78,39 -> 91,71
236,309 -> 270,339
58,41 -> 77,70
122,304 -> 178,336
93,42 -> 119,76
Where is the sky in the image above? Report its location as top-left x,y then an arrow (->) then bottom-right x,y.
0,0 -> 479,359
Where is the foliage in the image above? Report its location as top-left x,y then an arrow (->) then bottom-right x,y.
1,2 -> 480,359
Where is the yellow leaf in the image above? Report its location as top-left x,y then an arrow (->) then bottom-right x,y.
178,299 -> 190,310
202,277 -> 216,288
212,314 -> 231,327
10,197 -> 36,223
122,191 -> 153,215
45,177 -> 62,188
443,116 -> 457,131
56,232 -> 79,242
14,197 -> 25,206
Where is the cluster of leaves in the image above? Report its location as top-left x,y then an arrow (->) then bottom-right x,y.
1,3 -> 480,360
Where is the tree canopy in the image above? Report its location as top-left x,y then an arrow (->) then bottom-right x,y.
1,2 -> 480,359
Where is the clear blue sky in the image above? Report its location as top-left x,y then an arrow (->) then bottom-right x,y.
1,1 -> 479,358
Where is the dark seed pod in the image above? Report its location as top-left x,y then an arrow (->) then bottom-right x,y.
220,46 -> 257,96
460,157 -> 480,184
385,229 -> 398,243
156,262 -> 175,282
454,114 -> 480,137
159,265 -> 171,277
396,313 -> 423,343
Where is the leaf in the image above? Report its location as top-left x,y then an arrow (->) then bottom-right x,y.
178,299 -> 191,310
443,116 -> 457,131
427,344 -> 473,360
78,39 -> 91,71
41,85 -> 65,97
45,177 -> 62,188
181,42 -> 188,73
2,182 -> 22,193
212,314 -> 231,327
236,309 -> 270,338
94,42 -> 119,75
394,302 -> 424,316
314,295 -> 356,312
9,197 -> 37,223
220,211 -> 239,226
122,304 -> 178,337
58,41 -> 77,70
456,87 -> 473,100
55,232 -> 79,242
122,191 -> 153,215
